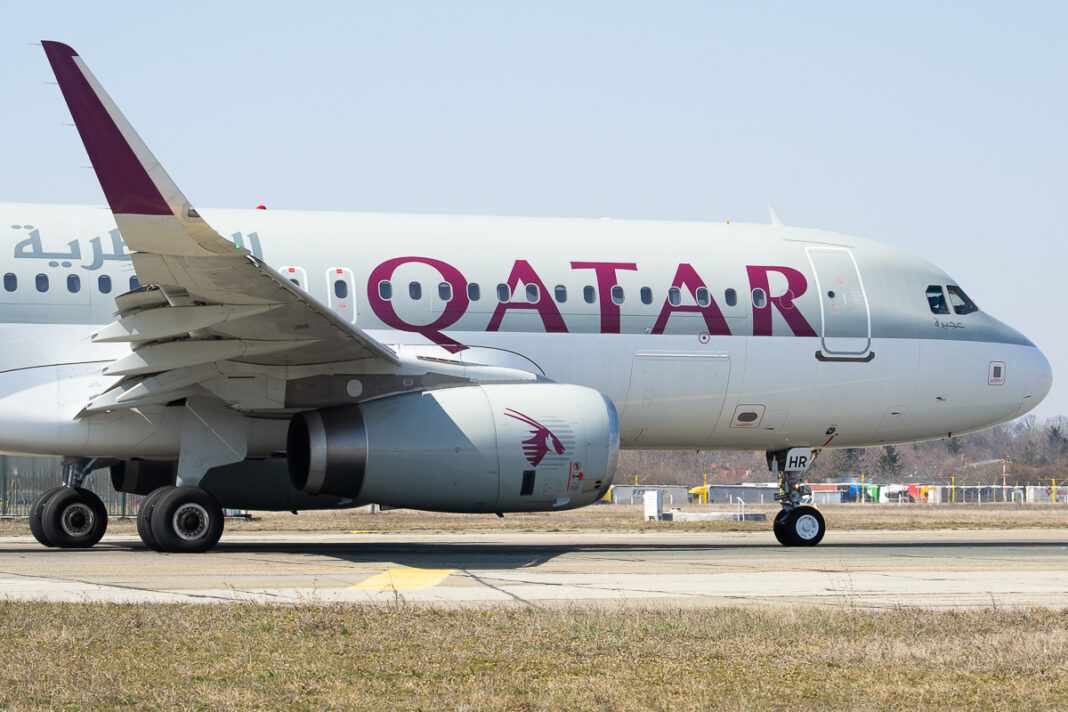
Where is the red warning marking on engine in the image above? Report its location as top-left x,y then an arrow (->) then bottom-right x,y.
567,461 -> 584,490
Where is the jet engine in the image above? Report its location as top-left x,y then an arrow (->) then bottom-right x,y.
287,383 -> 619,512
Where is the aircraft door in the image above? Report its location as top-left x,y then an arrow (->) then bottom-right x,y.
621,353 -> 731,447
805,247 -> 872,359
326,267 -> 357,323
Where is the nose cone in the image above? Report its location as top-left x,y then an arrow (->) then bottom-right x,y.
1023,344 -> 1053,414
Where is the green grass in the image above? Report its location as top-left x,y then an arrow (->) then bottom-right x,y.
0,602 -> 1065,710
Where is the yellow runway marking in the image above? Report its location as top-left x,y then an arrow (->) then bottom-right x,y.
350,568 -> 456,590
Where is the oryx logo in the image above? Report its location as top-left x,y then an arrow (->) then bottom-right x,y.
504,409 -> 566,467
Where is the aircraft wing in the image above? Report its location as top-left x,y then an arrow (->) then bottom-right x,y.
41,42 -> 530,414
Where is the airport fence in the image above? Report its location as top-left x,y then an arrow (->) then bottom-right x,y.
0,455 -> 141,518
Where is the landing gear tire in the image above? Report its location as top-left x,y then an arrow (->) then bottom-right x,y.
29,486 -> 65,547
783,506 -> 825,547
40,487 -> 108,549
149,486 -> 224,553
772,508 -> 791,546
136,486 -> 172,552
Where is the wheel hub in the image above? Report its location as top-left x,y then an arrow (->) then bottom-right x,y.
172,503 -> 209,541
795,513 -> 820,540
60,503 -> 94,537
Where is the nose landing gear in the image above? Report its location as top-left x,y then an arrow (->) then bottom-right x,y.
768,448 -> 826,546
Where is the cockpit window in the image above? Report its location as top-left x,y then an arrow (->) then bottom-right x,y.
925,285 -> 949,314
946,285 -> 978,315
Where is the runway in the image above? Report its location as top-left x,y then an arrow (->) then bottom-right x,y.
1,529 -> 1066,609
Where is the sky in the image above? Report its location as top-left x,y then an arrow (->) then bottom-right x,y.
1,1 -> 1064,419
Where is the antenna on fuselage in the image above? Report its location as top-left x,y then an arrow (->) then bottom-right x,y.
767,203 -> 785,227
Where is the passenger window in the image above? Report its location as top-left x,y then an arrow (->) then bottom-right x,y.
438,282 -> 452,302
695,286 -> 710,307
925,285 -> 949,314
467,283 -> 480,301
3,274 -> 16,292
497,284 -> 511,302
67,274 -> 81,293
378,280 -> 392,300
526,284 -> 539,302
554,285 -> 567,303
611,285 -> 624,305
36,274 -> 48,293
752,288 -> 767,309
409,282 -> 421,300
583,285 -> 596,304
129,277 -> 140,290
98,275 -> 112,294
640,287 -> 652,305
724,288 -> 737,307
668,286 -> 681,307
334,279 -> 348,299
946,285 -> 978,315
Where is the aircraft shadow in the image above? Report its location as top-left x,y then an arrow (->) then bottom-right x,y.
78,537 -> 1068,571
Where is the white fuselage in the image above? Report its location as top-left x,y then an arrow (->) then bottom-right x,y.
0,203 -> 1052,460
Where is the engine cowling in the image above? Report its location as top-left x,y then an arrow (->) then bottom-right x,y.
287,383 -> 619,512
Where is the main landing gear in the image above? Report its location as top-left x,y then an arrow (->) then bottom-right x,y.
29,460 -> 108,549
30,485 -> 108,548
29,460 -> 226,553
767,447 -> 826,547
136,486 -> 225,553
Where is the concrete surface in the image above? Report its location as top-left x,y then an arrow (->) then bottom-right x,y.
1,529 -> 1066,609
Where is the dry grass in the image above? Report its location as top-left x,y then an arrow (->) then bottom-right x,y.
2,502 -> 1067,537
0,602 -> 1064,711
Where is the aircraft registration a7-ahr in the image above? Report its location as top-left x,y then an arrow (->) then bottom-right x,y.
1,42 -> 1052,552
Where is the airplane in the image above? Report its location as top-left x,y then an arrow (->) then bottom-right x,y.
1,41 -> 1051,553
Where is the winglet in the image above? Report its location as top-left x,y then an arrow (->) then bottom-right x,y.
42,41 -> 231,257
42,41 -> 173,216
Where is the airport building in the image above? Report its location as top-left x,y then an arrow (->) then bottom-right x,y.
608,485 -> 690,506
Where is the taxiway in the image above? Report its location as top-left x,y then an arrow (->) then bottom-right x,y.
1,529 -> 1066,609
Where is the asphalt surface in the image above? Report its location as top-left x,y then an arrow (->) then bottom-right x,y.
1,529 -> 1066,609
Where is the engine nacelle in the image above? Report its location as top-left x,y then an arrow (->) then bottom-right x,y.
287,383 -> 619,512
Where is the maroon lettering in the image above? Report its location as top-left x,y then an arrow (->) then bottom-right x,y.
570,261 -> 638,334
651,263 -> 731,335
487,260 -> 568,333
746,265 -> 817,337
366,256 -> 469,351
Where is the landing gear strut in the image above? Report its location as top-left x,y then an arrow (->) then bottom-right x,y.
28,459 -> 108,549
767,448 -> 826,546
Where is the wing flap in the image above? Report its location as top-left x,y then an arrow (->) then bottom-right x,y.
92,304 -> 279,343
